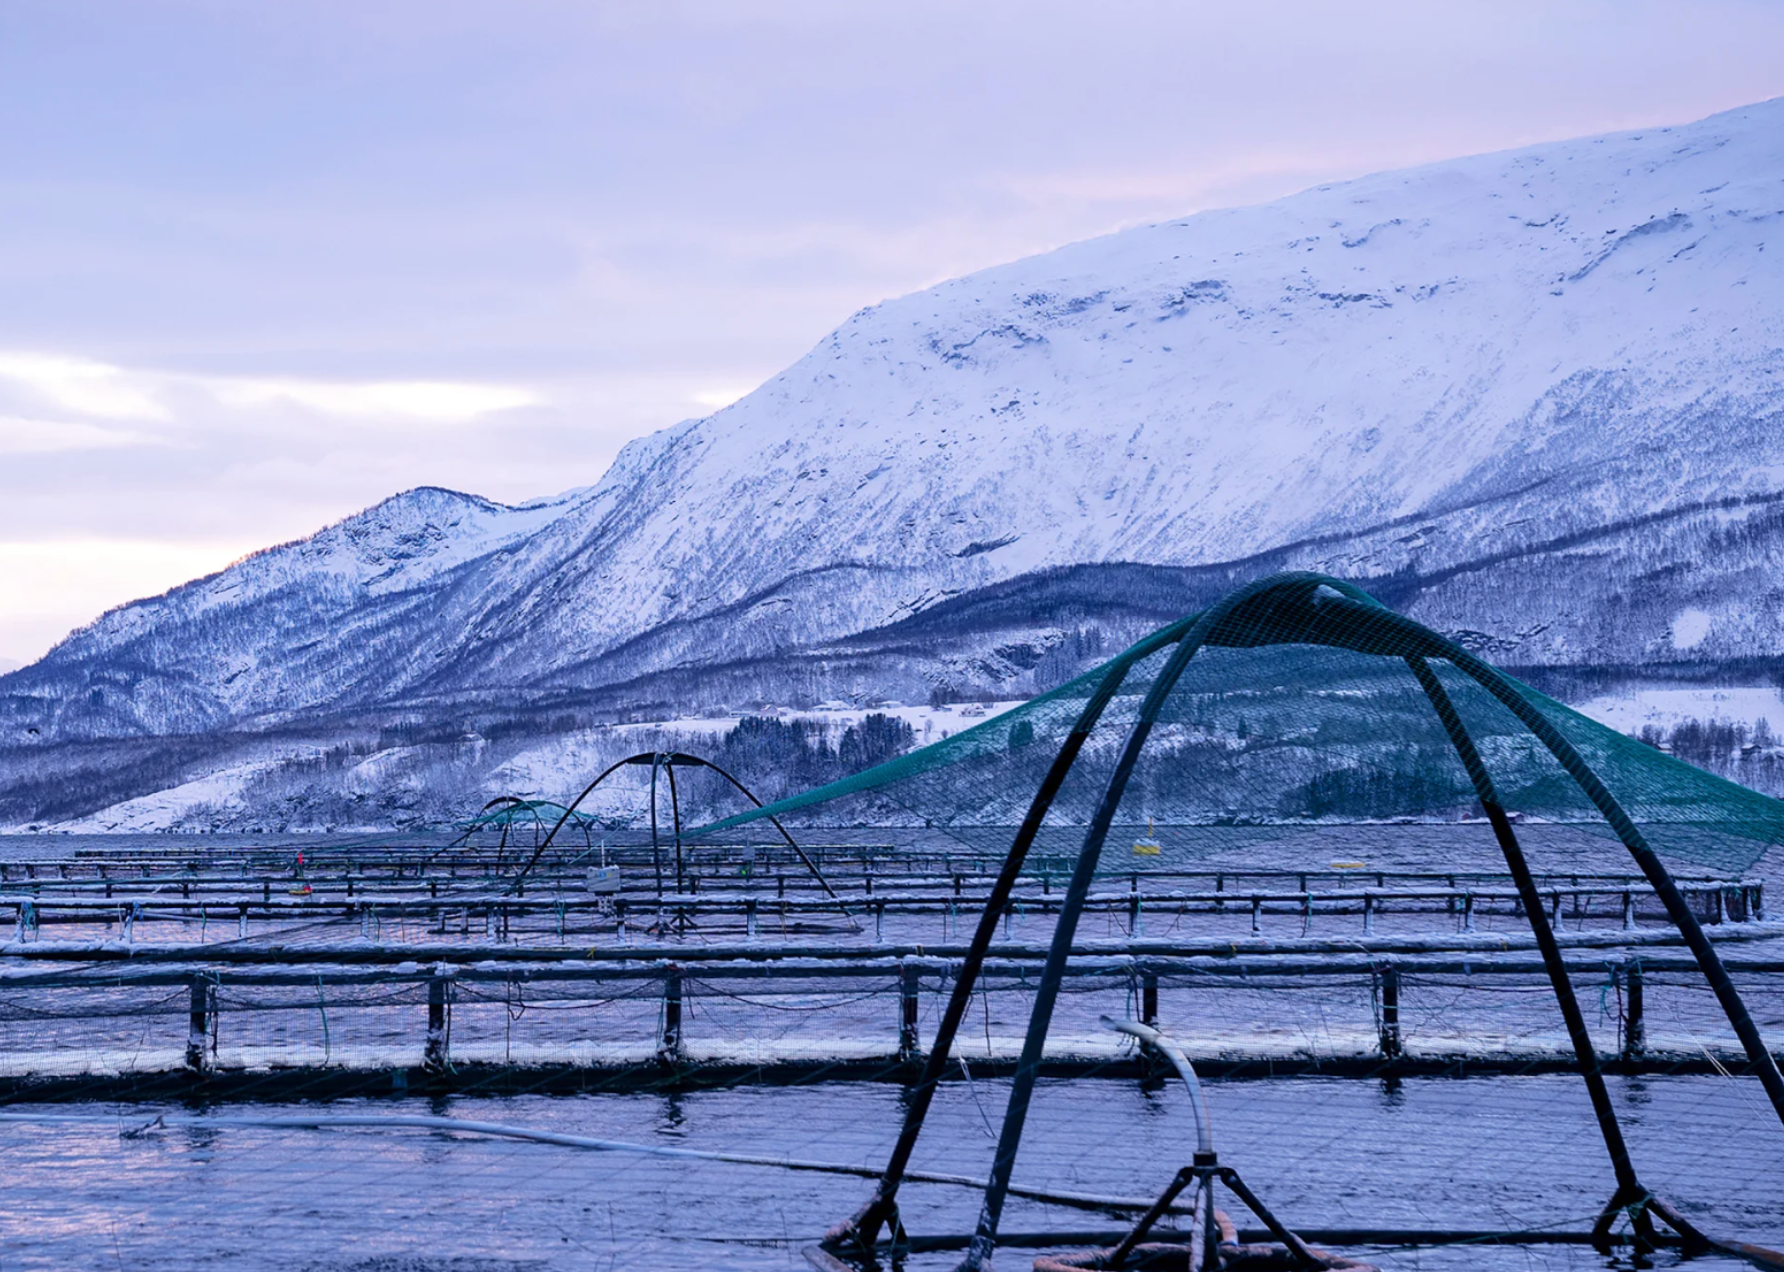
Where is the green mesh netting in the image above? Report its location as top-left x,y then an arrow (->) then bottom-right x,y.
462,799 -> 600,832
686,574 -> 1784,876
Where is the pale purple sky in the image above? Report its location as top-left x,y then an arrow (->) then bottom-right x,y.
2,0 -> 1783,667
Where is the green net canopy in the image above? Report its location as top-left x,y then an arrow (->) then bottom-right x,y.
686,573 -> 1784,876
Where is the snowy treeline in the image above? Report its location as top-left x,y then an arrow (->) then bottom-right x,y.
1635,717 -> 1784,797
5,712 -> 918,834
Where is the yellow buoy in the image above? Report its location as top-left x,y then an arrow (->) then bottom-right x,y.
1133,818 -> 1162,856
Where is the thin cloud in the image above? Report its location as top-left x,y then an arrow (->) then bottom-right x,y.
0,350 -> 543,431
213,377 -> 541,422
0,415 -> 154,455
0,353 -> 170,421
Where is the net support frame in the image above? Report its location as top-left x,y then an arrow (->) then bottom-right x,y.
818,617 -> 1197,1263
1406,653 -> 1691,1249
505,751 -> 847,906
802,571 -> 1784,1271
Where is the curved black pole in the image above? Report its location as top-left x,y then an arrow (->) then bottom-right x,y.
528,803 -> 547,863
649,754 -> 665,898
692,756 -> 851,911
953,576 -> 1308,1271
822,615 -> 1199,1261
509,756 -> 639,890
1315,596 -> 1784,1128
503,800 -> 549,867
433,794 -> 540,867
507,753 -> 847,908
483,797 -> 528,867
1406,654 -> 1684,1248
666,758 -> 685,895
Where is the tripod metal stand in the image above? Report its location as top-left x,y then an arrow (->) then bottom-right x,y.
1031,1018 -> 1369,1272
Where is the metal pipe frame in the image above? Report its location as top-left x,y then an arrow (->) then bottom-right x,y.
1405,654 -> 1683,1249
851,572 -> 1784,1272
505,751 -> 848,908
819,616 -> 1199,1263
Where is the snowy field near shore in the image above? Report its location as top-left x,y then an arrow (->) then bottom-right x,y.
1575,687 -> 1784,736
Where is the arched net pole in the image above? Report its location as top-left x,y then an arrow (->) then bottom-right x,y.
694,756 -> 852,909
820,617 -> 1197,1263
649,754 -> 665,899
946,572 -> 1784,1270
951,577 -> 1302,1272
1326,597 -> 1784,1129
433,795 -> 537,867
1405,654 -> 1683,1248
508,752 -> 845,904
666,759 -> 685,895
509,756 -> 638,890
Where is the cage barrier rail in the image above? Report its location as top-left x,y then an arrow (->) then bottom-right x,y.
0,880 -> 1759,920
0,858 -> 1750,887
5,914 -> 1780,962
3,886 -> 1760,952
0,947 -> 1777,1084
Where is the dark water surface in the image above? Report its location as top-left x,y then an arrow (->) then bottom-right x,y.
0,830 -> 1777,1268
0,1073 -> 1776,1271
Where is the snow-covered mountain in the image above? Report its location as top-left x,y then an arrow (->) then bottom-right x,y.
5,97 -> 1784,828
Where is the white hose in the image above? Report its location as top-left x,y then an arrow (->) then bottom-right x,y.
1102,1014 -> 1214,1155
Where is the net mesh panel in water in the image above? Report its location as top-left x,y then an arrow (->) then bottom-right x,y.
686,581 -> 1784,876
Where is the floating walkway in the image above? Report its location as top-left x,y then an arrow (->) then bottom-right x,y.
0,838 -> 1776,1104
0,918 -> 1778,1099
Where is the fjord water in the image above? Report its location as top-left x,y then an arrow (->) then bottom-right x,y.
0,830 -> 1777,1268
0,1075 -> 1776,1271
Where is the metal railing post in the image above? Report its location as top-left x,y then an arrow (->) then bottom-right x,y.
899,963 -> 922,1064
186,977 -> 213,1074
1622,959 -> 1646,1061
424,972 -> 451,1074
1375,965 -> 1402,1059
659,965 -> 684,1062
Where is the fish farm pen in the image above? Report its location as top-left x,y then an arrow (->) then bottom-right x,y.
0,839 -> 1777,1094
4,575 -> 1784,1271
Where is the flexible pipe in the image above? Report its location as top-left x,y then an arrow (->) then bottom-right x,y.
1102,1015 -> 1213,1156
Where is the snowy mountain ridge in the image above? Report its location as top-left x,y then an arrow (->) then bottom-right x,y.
79,484 -> 594,646
4,97 -> 1784,827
